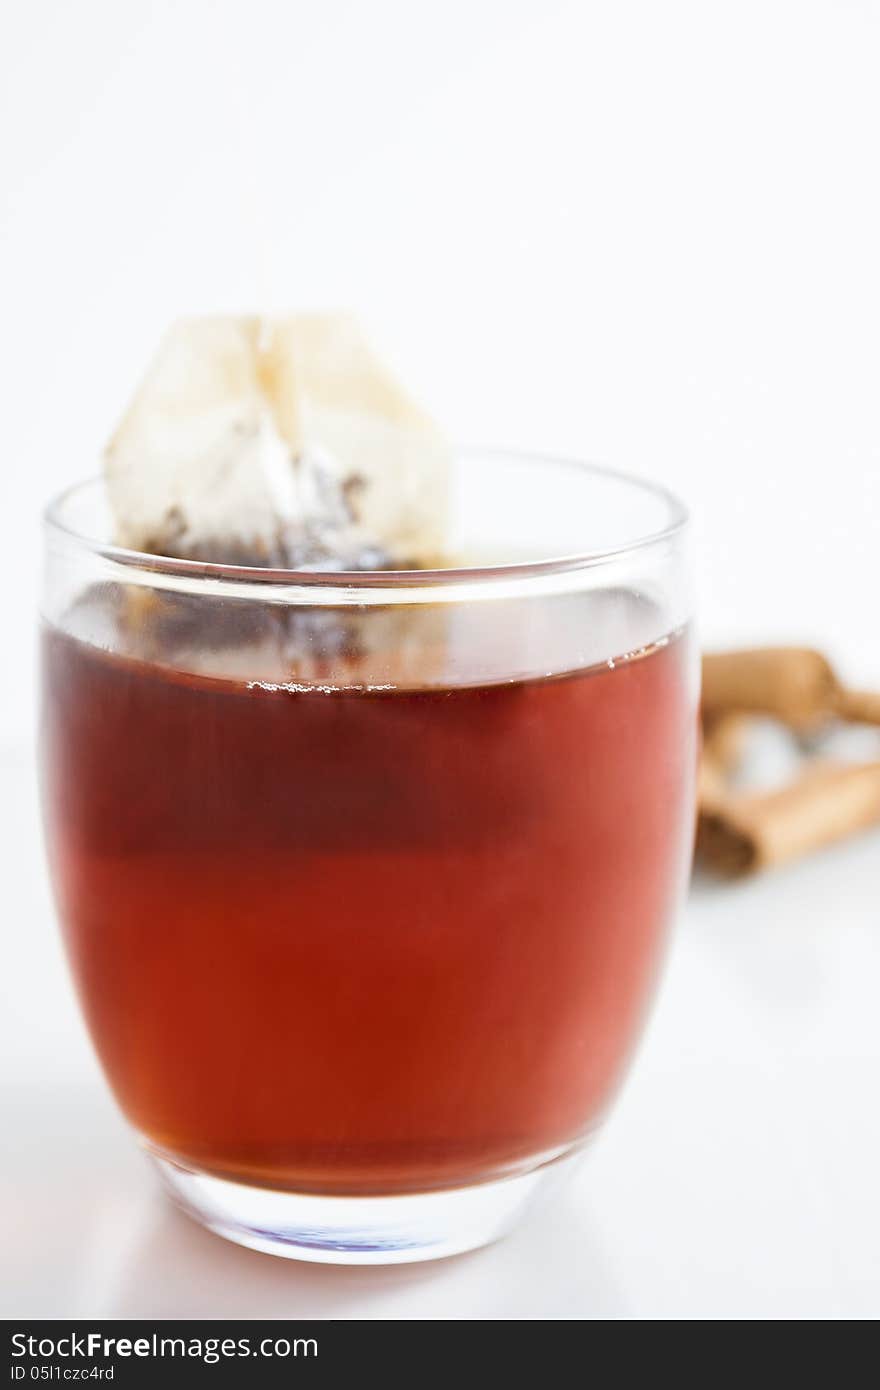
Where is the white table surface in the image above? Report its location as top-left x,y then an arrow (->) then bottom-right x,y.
3,737 -> 879,1321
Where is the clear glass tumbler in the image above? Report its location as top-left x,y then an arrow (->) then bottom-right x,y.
40,450 -> 697,1263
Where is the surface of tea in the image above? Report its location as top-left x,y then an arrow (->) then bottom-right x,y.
41,590 -> 696,1194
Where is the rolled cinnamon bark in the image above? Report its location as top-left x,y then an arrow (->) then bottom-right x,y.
702,647 -> 880,732
702,648 -> 838,731
699,712 -> 750,810
702,712 -> 750,774
837,688 -> 880,726
698,755 -> 728,810
697,760 -> 880,877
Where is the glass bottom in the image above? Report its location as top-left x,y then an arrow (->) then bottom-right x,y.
152,1150 -> 581,1264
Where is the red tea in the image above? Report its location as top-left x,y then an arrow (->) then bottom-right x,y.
41,596 -> 695,1195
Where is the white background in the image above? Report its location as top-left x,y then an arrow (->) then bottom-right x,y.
1,1 -> 879,1320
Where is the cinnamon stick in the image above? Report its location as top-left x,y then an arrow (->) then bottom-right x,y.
836,688 -> 880,726
702,647 -> 880,732
702,648 -> 838,731
697,760 -> 880,877
702,712 -> 749,775
698,755 -> 728,810
699,712 -> 750,810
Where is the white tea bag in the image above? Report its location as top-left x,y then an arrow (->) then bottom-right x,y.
263,314 -> 450,566
105,313 -> 451,568
105,317 -> 279,558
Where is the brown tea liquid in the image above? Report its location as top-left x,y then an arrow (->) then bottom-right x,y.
41,599 -> 696,1195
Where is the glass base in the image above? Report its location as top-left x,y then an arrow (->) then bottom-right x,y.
152,1151 -> 579,1264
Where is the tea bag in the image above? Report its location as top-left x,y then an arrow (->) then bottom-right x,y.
105,313 -> 451,569
103,313 -> 453,686
263,315 -> 450,567
105,316 -> 281,561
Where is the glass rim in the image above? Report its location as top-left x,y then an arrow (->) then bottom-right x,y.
43,449 -> 689,593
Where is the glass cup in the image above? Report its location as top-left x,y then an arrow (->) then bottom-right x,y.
40,450 -> 697,1263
